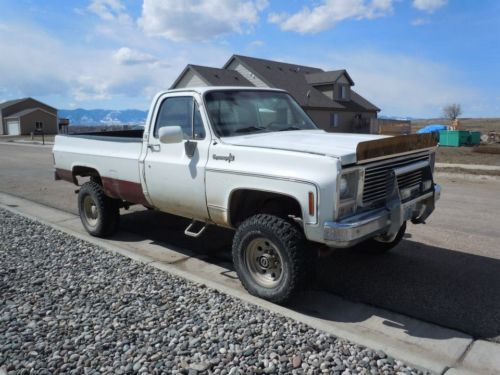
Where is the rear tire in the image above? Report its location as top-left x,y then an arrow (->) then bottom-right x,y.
78,181 -> 120,237
232,214 -> 313,304
357,221 -> 406,254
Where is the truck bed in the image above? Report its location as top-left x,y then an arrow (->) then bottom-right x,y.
53,132 -> 146,204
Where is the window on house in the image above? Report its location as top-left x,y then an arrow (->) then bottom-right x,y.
330,113 -> 339,128
35,122 -> 43,131
341,85 -> 348,100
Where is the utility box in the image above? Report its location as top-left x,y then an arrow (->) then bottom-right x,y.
439,130 -> 482,146
439,130 -> 470,147
469,131 -> 481,145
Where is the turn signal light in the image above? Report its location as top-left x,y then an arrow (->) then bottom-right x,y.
308,192 -> 315,216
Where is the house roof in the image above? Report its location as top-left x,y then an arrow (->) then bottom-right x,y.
305,70 -> 354,86
0,97 -> 57,112
4,108 -> 40,119
0,98 -> 26,110
170,64 -> 253,89
223,55 -> 379,112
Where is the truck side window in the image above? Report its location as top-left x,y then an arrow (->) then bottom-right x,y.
154,97 -> 206,140
154,97 -> 192,139
193,102 -> 205,140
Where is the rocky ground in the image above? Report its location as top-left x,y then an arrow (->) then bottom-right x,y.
0,209 -> 426,374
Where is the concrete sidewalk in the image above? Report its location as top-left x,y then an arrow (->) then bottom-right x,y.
2,192 -> 500,374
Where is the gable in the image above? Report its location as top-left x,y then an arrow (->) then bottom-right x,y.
1,98 -> 57,117
336,75 -> 351,85
174,69 -> 208,89
225,59 -> 269,88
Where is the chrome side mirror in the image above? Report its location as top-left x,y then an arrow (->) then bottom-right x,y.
158,126 -> 183,144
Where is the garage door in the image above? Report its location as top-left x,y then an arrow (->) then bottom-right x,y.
6,120 -> 20,135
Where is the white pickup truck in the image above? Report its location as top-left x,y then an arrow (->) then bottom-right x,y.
53,87 -> 440,303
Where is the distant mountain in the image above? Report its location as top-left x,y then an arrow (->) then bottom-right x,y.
379,115 -> 419,121
59,109 -> 148,126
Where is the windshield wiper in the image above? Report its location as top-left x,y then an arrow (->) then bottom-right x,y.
234,126 -> 268,134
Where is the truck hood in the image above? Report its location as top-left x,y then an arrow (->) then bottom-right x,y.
221,130 -> 390,165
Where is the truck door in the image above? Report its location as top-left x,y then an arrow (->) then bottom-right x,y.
143,94 -> 210,220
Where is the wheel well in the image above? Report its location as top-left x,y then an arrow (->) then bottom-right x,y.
72,166 -> 101,186
229,189 -> 302,227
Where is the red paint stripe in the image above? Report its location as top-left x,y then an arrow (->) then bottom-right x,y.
55,168 -> 150,207
101,177 -> 150,206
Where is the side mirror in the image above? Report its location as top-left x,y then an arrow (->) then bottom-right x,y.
159,126 -> 183,144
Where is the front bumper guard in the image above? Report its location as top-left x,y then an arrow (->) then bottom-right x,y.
324,166 -> 441,248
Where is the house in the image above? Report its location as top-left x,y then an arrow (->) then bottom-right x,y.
0,98 -> 58,135
170,55 -> 380,133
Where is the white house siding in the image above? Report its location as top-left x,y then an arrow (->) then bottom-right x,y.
226,60 -> 268,88
175,70 -> 207,88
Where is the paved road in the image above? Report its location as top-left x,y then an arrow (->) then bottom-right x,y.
1,142 -> 500,342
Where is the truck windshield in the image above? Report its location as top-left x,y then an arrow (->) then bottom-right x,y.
204,90 -> 318,137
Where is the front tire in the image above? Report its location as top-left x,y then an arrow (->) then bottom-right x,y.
232,214 -> 312,304
78,181 -> 120,237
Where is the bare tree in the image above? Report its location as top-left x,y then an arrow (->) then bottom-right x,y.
443,103 -> 462,120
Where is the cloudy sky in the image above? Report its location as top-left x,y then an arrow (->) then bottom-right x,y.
0,0 -> 498,117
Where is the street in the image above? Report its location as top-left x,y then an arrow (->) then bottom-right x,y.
1,142 -> 500,343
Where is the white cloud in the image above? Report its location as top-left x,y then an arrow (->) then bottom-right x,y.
319,51 -> 479,117
248,40 -> 265,48
268,0 -> 394,34
113,47 -> 158,65
138,0 -> 268,42
0,20 -> 232,108
411,17 -> 430,26
88,0 -> 128,21
412,0 -> 447,13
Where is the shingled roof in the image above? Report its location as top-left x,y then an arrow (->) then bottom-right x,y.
224,55 -> 379,112
3,108 -> 46,119
0,98 -> 26,110
305,70 -> 354,86
171,64 -> 253,89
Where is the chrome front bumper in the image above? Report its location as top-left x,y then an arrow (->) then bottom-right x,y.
324,183 -> 441,248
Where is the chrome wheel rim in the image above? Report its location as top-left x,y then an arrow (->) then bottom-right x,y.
245,237 -> 283,288
83,195 -> 99,227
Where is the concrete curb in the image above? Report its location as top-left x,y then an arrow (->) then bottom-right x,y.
435,171 -> 500,182
2,192 -> 500,374
435,163 -> 500,171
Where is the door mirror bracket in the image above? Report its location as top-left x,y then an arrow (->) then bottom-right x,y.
185,140 -> 197,158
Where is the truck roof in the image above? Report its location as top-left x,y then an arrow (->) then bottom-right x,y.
161,86 -> 287,96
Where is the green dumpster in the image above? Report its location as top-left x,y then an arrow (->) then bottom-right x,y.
469,131 -> 481,145
439,130 -> 470,147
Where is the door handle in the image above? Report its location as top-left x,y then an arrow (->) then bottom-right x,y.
148,144 -> 161,152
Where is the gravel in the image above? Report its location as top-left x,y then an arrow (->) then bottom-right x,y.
0,208 -> 427,374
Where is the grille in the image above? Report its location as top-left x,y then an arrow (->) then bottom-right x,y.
362,153 -> 429,206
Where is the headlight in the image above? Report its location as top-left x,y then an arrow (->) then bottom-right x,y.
339,177 -> 349,198
339,170 -> 359,201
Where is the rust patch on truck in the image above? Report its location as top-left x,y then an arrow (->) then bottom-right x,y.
54,168 -> 149,206
55,168 -> 75,183
356,133 -> 438,163
101,177 -> 150,207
